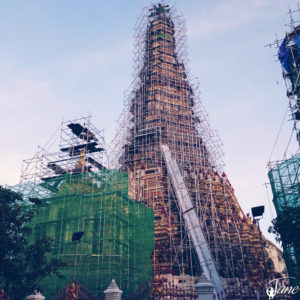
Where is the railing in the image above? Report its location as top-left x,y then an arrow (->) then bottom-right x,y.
123,276 -> 196,300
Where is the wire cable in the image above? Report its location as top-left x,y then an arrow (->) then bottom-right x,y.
268,104 -> 290,166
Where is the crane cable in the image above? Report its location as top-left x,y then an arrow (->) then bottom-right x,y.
267,103 -> 290,166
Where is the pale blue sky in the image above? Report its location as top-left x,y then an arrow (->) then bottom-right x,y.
0,0 -> 299,243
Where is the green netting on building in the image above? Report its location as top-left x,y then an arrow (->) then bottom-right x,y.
268,153 -> 300,284
18,170 -> 154,299
268,154 -> 300,212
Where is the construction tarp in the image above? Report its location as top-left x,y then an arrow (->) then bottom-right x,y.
278,37 -> 292,72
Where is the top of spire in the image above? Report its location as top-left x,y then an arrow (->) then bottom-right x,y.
149,3 -> 170,17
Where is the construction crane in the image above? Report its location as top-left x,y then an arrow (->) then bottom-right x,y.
161,144 -> 226,299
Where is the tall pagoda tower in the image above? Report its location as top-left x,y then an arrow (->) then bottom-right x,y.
112,3 -> 286,296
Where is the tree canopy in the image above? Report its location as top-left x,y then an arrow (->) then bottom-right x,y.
270,205 -> 300,283
0,186 -> 63,299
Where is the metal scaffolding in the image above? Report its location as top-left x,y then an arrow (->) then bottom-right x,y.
110,3 -> 281,298
276,7 -> 300,147
12,117 -> 154,299
19,117 -> 107,184
9,4 -> 288,299
268,153 -> 300,283
268,6 -> 300,286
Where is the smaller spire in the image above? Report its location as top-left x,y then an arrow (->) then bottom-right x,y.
104,279 -> 123,300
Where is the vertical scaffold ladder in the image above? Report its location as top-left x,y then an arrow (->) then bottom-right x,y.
161,144 -> 226,299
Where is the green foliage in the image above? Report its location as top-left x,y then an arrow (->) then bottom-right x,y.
0,186 -> 64,300
271,206 -> 300,253
269,205 -> 300,283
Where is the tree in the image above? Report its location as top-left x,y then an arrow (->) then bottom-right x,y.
269,205 -> 300,283
0,186 -> 64,299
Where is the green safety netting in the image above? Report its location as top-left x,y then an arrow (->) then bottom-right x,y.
268,153 -> 300,284
17,170 -> 154,299
268,153 -> 300,212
